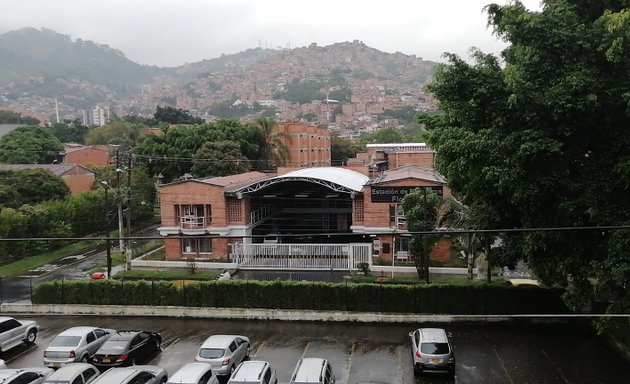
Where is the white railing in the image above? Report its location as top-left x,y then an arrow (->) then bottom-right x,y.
181,215 -> 206,229
250,205 -> 274,225
231,243 -> 372,271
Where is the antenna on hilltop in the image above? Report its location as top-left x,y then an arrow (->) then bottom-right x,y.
55,98 -> 60,124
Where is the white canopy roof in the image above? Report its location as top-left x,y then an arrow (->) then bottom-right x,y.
277,167 -> 369,192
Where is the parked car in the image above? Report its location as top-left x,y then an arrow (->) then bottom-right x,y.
0,368 -> 53,384
0,360 -> 7,369
90,365 -> 167,384
289,358 -> 335,384
227,361 -> 277,384
167,362 -> 219,384
0,316 -> 39,353
43,326 -> 115,368
195,335 -> 250,376
42,363 -> 100,384
91,330 -> 162,370
409,328 -> 455,376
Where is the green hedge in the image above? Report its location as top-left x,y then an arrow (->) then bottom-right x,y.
33,279 -> 569,315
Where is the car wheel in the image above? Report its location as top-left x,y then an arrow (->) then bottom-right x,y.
230,365 -> 235,376
156,337 -> 162,350
245,345 -> 250,359
25,329 -> 37,344
81,355 -> 89,363
130,357 -> 137,366
161,377 -> 167,384
413,365 -> 422,376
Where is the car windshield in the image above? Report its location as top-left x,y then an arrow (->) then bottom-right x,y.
420,342 -> 450,354
199,348 -> 225,358
50,336 -> 82,347
98,340 -> 129,353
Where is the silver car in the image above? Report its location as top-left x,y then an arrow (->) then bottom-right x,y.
42,363 -> 100,384
409,328 -> 455,376
194,335 -> 250,376
0,316 -> 39,353
228,361 -> 277,384
43,326 -> 115,368
167,362 -> 219,384
0,368 -> 53,384
90,365 -> 167,384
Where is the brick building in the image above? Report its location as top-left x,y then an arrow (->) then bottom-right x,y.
274,122 -> 331,168
63,144 -> 118,167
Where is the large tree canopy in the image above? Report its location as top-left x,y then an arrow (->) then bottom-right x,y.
133,119 -> 259,181
0,125 -> 63,164
423,0 -> 630,315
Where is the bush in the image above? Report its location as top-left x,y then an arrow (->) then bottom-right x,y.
33,279 -> 570,315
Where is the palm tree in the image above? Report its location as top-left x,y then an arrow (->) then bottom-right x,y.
253,117 -> 291,171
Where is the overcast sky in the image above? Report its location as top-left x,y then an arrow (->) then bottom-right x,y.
1,0 -> 542,68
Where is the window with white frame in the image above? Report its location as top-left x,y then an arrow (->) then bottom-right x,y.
181,237 -> 212,255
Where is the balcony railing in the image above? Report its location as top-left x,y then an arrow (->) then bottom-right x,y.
181,215 -> 207,229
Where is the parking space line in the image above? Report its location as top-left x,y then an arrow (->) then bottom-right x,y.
161,337 -> 180,351
542,350 -> 571,384
343,343 -> 355,384
492,345 -> 515,384
252,340 -> 265,357
4,345 -> 38,364
395,345 -> 403,384
301,341 -> 311,359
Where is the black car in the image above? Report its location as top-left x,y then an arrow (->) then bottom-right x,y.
91,330 -> 161,370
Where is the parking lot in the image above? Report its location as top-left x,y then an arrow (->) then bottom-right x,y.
1,316 -> 628,383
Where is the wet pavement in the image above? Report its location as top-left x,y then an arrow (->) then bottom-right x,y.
1,316 -> 628,383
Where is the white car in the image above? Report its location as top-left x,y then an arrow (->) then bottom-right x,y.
0,316 -> 39,353
0,368 -> 53,384
228,361 -> 277,384
167,362 -> 219,384
42,363 -> 100,384
409,328 -> 455,376
195,335 -> 250,376
90,365 -> 167,384
43,326 -> 115,368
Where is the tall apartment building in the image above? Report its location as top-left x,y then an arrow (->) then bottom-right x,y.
83,105 -> 110,126
275,122 -> 331,169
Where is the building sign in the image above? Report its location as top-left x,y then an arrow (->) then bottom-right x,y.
370,186 -> 443,203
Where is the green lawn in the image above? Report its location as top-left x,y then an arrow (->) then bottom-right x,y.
0,240 -> 101,277
349,273 -> 506,286
114,269 -> 219,280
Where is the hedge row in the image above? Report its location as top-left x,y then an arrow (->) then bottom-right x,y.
33,279 -> 569,315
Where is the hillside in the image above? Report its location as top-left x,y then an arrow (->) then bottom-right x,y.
0,28 -> 438,132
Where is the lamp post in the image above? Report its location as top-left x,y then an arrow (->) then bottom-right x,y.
100,181 -> 113,279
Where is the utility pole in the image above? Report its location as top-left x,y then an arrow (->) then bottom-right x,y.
125,153 -> 133,271
100,181 -> 113,279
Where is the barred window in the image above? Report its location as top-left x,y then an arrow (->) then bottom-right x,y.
353,199 -> 364,222
227,198 -> 242,223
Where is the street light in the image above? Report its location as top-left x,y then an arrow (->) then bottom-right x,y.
100,181 -> 113,279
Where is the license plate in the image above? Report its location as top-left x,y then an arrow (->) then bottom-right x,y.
102,358 -> 111,363
430,358 -> 442,364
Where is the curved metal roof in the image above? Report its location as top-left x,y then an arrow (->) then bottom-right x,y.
279,167 -> 368,192
231,167 -> 369,195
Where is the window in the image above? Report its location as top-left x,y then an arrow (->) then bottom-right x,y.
94,329 -> 107,338
263,368 -> 272,384
178,204 -> 210,228
86,332 -> 96,344
227,198 -> 242,223
353,200 -> 364,222
71,376 -> 83,384
83,367 -> 98,382
420,342 -> 450,354
199,370 -> 214,384
181,237 -> 212,255
0,319 -> 20,333
229,341 -> 238,352
13,372 -> 40,384
130,372 -> 154,384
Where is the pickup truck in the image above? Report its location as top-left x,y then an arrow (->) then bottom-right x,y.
0,316 -> 39,353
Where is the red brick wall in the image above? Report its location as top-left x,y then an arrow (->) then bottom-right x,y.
65,148 -> 111,167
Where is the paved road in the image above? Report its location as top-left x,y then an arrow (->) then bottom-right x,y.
1,316 -> 628,383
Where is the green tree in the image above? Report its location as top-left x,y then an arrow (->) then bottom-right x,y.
153,106 -> 204,125
84,121 -> 144,147
331,133 -> 360,166
191,141 -> 250,178
49,119 -> 90,143
360,127 -> 404,144
0,110 -> 39,125
401,188 -> 444,282
252,117 -> 291,171
0,125 -> 63,163
0,169 -> 70,208
424,0 -> 630,316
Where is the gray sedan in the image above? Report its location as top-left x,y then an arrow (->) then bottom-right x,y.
194,335 -> 250,376
43,326 -> 115,368
0,368 -> 53,384
90,365 -> 167,384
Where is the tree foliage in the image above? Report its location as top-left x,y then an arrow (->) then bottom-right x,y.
133,119 -> 259,181
153,106 -> 205,125
0,125 -> 63,163
0,110 -> 39,125
84,121 -> 144,147
49,120 -> 90,144
0,169 -> 70,208
252,117 -> 291,171
423,0 -> 630,315
191,141 -> 250,178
